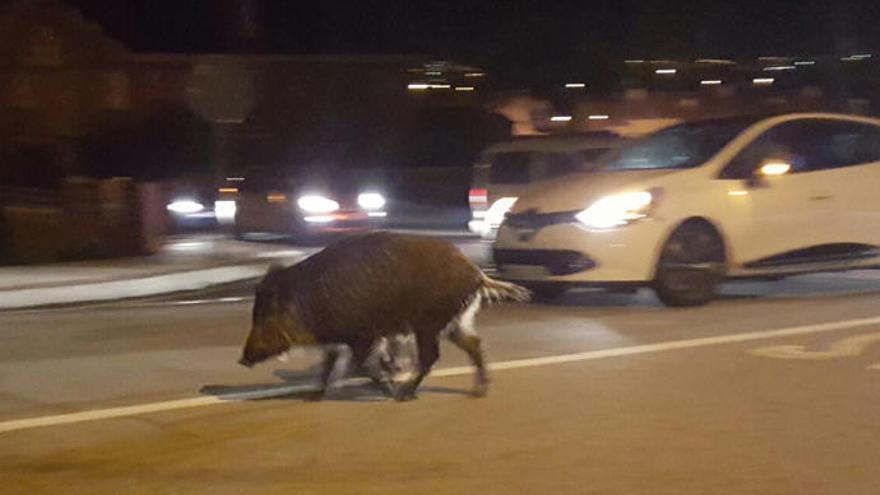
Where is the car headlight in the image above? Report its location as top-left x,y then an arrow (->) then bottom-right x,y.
358,192 -> 386,210
486,197 -> 518,227
297,195 -> 339,214
214,200 -> 237,222
167,199 -> 204,214
575,191 -> 655,229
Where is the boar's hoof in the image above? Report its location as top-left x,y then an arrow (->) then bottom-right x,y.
471,382 -> 489,398
394,384 -> 418,402
303,389 -> 326,402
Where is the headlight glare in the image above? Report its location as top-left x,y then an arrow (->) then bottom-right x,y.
357,192 -> 386,210
575,191 -> 654,229
166,199 -> 204,214
297,195 -> 339,214
214,200 -> 237,222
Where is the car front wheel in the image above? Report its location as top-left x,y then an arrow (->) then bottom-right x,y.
654,220 -> 726,307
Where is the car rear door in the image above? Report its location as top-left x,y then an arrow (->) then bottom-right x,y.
810,120 -> 880,252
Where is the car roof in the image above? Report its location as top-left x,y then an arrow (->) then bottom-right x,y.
754,112 -> 880,127
675,112 -> 880,130
482,132 -> 623,154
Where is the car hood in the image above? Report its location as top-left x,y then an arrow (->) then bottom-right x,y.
509,169 -> 682,214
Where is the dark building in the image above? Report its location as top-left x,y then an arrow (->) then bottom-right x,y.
0,0 -> 509,188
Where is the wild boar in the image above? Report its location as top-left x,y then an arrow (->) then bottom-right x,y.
239,232 -> 530,401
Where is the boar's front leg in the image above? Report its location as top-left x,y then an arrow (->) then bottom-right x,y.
307,346 -> 342,400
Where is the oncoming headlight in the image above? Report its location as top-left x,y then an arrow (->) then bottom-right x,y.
214,200 -> 237,222
167,199 -> 204,214
297,195 -> 339,214
357,192 -> 386,210
575,191 -> 655,229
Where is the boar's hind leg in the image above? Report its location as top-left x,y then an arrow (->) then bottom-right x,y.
448,325 -> 488,398
448,294 -> 488,397
351,339 -> 396,399
318,346 -> 339,396
396,332 -> 440,402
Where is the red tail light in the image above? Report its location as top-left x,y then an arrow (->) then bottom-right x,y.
468,188 -> 488,205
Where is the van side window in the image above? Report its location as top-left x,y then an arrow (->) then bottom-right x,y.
720,119 -> 880,179
576,148 -> 611,172
543,153 -> 579,178
240,169 -> 283,193
489,152 -> 532,184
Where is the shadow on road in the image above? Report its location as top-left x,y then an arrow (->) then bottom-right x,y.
527,281 -> 880,311
199,365 -> 472,403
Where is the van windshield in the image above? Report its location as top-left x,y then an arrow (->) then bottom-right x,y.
602,119 -> 754,171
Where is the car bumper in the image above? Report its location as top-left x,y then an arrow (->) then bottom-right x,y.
168,210 -> 218,229
235,209 -> 387,237
493,220 -> 666,283
468,219 -> 500,240
300,211 -> 387,234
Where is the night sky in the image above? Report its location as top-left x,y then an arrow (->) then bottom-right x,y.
44,0 -> 880,88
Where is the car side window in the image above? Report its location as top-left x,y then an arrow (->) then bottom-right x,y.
826,122 -> 880,168
720,119 -> 880,179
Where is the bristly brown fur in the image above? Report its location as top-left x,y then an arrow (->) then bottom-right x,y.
240,232 -> 530,400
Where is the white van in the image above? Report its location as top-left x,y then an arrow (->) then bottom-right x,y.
468,132 -> 621,238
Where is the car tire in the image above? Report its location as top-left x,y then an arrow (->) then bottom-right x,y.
524,283 -> 568,302
654,220 -> 726,307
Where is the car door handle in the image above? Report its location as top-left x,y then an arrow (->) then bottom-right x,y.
809,194 -> 832,201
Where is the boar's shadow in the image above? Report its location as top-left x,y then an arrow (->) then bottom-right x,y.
199,363 -> 470,402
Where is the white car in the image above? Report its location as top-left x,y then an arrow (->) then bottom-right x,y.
493,113 -> 880,306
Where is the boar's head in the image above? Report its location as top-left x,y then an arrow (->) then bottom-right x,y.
238,272 -> 311,367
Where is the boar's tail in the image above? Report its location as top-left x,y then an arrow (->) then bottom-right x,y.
479,273 -> 532,304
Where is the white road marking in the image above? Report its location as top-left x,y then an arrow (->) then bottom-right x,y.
749,331 -> 880,360
867,363 -> 880,370
3,315 -> 880,434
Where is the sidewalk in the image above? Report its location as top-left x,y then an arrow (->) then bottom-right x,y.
0,235 -> 312,310
0,229 -> 483,310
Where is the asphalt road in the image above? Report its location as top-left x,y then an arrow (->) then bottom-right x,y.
3,241 -> 880,493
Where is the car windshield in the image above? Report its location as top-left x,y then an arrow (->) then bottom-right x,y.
602,120 -> 754,171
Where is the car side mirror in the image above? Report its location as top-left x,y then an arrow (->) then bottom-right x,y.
747,160 -> 792,188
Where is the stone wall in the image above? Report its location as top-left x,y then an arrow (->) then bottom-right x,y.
0,178 -> 165,264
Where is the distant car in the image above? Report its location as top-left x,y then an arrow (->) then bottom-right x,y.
165,176 -> 241,230
468,132 -> 622,239
233,167 -> 388,242
493,113 -> 880,306
165,179 -> 219,230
